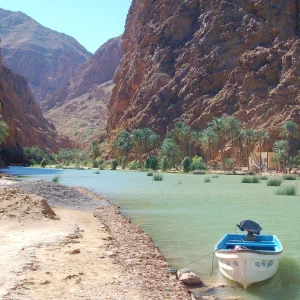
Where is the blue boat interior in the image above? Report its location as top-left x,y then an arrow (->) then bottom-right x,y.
215,234 -> 283,252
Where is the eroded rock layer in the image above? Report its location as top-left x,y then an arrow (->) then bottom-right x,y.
0,8 -> 91,103
107,0 -> 300,138
0,48 -> 70,152
45,37 -> 122,148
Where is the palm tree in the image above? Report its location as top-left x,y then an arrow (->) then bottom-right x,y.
131,129 -> 144,166
244,128 -> 257,171
199,127 -> 217,164
280,120 -> 299,171
161,137 -> 181,168
140,128 -> 160,157
191,130 -> 202,156
208,117 -> 227,170
115,131 -> 134,165
172,121 -> 191,159
256,130 -> 268,171
224,116 -> 241,170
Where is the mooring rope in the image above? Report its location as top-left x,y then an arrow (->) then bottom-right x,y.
169,250 -> 216,277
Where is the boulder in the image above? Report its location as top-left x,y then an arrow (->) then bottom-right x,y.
177,268 -> 203,286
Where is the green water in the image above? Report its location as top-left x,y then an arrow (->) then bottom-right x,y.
6,167 -> 300,299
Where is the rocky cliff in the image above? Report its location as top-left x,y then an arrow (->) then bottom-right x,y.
0,8 -> 91,103
107,0 -> 300,138
45,37 -> 122,149
0,48 -> 70,154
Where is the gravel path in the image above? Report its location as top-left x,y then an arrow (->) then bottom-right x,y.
13,180 -> 111,210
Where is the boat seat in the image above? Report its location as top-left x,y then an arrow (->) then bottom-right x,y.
226,242 -> 276,248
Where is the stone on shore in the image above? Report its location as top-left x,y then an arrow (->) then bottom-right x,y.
177,268 -> 203,286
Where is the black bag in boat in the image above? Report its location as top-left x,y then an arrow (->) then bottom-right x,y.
237,220 -> 262,235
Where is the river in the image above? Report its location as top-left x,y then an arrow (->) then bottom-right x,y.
3,166 -> 300,300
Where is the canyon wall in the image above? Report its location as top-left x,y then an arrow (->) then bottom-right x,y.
0,48 -> 70,153
45,37 -> 122,149
107,0 -> 300,139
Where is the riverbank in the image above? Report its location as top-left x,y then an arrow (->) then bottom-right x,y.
0,179 -> 192,299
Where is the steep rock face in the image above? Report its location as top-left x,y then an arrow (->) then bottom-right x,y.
45,37 -> 122,149
107,0 -> 300,139
0,8 -> 91,103
46,36 -> 122,110
0,48 -> 70,152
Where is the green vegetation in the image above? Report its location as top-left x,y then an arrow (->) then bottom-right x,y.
122,157 -> 127,170
153,174 -> 163,181
40,158 -> 48,168
242,176 -> 260,183
110,159 -> 118,170
204,177 -> 211,182
283,174 -> 297,180
267,178 -> 283,186
51,175 -> 60,183
128,161 -> 140,170
192,170 -> 206,175
212,175 -> 219,178
260,175 -> 268,180
182,157 -> 191,172
276,186 -> 297,196
147,172 -> 153,176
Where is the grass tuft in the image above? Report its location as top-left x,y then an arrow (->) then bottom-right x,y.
251,176 -> 260,183
153,174 -> 163,181
242,176 -> 252,183
267,178 -> 282,186
204,177 -> 211,183
283,174 -> 297,180
147,172 -> 154,176
212,175 -> 219,178
52,175 -> 60,183
93,171 -> 100,174
260,175 -> 268,180
276,186 -> 297,196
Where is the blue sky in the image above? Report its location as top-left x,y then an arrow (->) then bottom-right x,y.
0,0 -> 132,53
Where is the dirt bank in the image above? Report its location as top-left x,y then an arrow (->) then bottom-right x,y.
0,181 -> 192,300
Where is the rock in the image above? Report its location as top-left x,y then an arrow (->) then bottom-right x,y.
107,0 -> 300,144
68,249 -> 81,255
177,268 -> 203,286
0,8 -> 91,103
106,251 -> 116,257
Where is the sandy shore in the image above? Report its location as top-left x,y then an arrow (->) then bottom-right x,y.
0,179 -> 192,300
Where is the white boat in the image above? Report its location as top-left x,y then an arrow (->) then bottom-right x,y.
215,220 -> 283,289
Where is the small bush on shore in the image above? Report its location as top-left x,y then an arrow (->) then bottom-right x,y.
147,172 -> 153,176
267,178 -> 282,186
129,161 -> 140,170
260,175 -> 268,180
111,159 -> 118,170
276,186 -> 297,196
40,159 -> 47,168
93,171 -> 100,174
182,157 -> 191,172
153,174 -> 163,181
52,175 -> 60,183
283,174 -> 297,180
212,175 -> 219,178
251,176 -> 260,183
204,177 -> 211,182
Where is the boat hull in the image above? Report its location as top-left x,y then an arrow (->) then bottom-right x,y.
215,250 -> 282,289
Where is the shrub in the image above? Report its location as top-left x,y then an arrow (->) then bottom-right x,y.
145,156 -> 159,170
260,175 -> 268,180
93,171 -> 100,174
212,175 -> 219,178
192,170 -> 206,175
251,176 -> 260,183
276,186 -> 297,196
242,176 -> 252,183
111,159 -> 118,170
122,157 -> 127,170
267,178 -> 282,186
40,158 -> 47,168
191,156 -> 207,170
128,161 -> 140,170
160,156 -> 169,171
283,174 -> 297,180
182,157 -> 191,172
153,174 -> 163,181
147,172 -> 153,176
204,177 -> 211,182
52,175 -> 60,183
